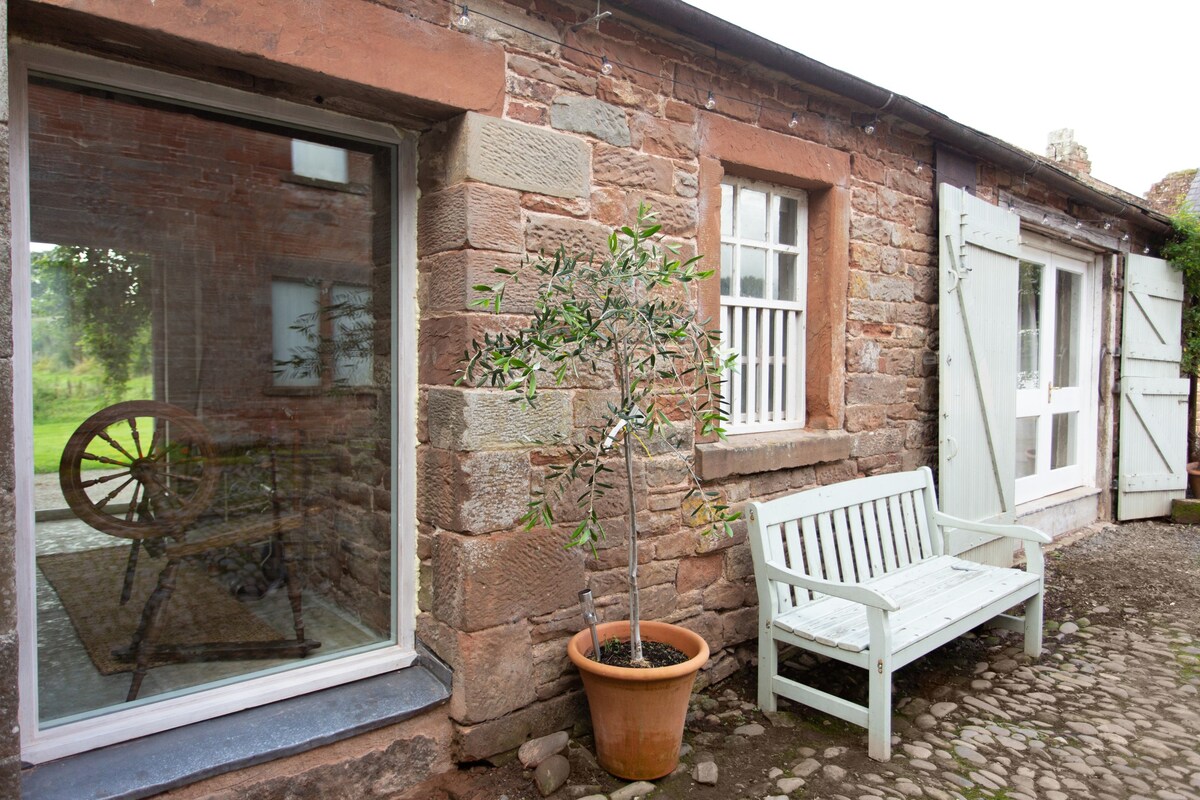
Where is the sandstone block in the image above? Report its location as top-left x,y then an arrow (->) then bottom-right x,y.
433,527 -> 587,631
592,143 -> 673,193
1170,498 -> 1200,525
850,428 -> 905,458
418,182 -> 523,255
419,250 -> 537,314
550,96 -> 630,146
525,213 -> 613,258
420,448 -> 531,534
508,54 -> 597,95
454,690 -> 585,761
427,619 -> 538,724
419,312 -> 527,386
846,373 -> 907,405
427,387 -> 571,451
447,112 -> 589,199
676,554 -> 723,593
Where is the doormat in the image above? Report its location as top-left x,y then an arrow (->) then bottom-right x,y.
37,545 -> 283,675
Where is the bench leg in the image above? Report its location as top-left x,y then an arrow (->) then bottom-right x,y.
1023,591 -> 1044,658
867,654 -> 893,761
758,628 -> 778,713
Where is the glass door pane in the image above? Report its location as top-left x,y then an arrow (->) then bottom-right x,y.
1017,262 -> 1041,390
1053,270 -> 1082,388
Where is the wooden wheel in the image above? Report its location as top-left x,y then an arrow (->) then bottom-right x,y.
59,401 -> 220,540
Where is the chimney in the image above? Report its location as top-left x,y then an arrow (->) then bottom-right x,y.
1046,128 -> 1092,175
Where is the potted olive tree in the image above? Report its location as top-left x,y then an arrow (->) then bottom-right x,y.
461,205 -> 737,779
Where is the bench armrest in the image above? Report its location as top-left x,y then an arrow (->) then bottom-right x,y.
931,511 -> 1051,543
931,511 -> 1049,576
765,563 -> 899,611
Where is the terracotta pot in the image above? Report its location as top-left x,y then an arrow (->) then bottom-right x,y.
567,619 -> 709,780
1189,462 -> 1200,498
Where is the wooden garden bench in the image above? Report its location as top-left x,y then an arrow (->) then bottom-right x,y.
746,467 -> 1049,761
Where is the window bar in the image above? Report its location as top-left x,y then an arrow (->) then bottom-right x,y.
730,304 -> 744,426
777,304 -> 787,422
745,306 -> 758,426
789,309 -> 803,422
757,308 -> 770,424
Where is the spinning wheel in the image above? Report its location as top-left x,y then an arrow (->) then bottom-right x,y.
59,400 -> 221,540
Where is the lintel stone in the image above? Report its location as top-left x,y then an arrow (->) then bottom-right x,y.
447,112 -> 589,199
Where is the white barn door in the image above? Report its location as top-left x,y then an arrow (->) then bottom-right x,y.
1117,253 -> 1188,519
938,184 -> 1020,553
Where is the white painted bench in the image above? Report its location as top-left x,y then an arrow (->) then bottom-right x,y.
746,467 -> 1049,761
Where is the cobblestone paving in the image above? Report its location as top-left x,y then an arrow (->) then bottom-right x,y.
685,609 -> 1200,800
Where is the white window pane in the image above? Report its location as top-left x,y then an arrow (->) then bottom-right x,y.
1053,270 -> 1081,388
740,247 -> 766,298
291,139 -> 349,183
272,281 -> 321,387
776,196 -> 800,246
332,284 -> 373,386
720,243 -> 734,296
775,253 -> 797,302
1051,412 -> 1077,469
1017,261 -> 1041,389
1016,417 -> 1038,478
720,182 -> 734,237
739,188 -> 768,242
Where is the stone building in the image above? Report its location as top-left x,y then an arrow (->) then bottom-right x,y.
0,1 -> 1183,797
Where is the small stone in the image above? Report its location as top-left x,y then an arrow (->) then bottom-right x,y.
734,723 -> 766,736
520,731 -> 570,768
822,764 -> 847,781
792,758 -> 821,777
534,755 -> 571,797
768,767 -> 784,779
1059,621 -> 1080,635
610,781 -> 658,800
1075,617 -> 1091,627
576,795 -> 607,800
677,743 -> 692,758
1092,606 -> 1109,614
822,746 -> 847,758
930,702 -> 958,718
954,745 -> 987,766
777,776 -> 805,793
692,760 -> 718,785
1066,721 -> 1099,736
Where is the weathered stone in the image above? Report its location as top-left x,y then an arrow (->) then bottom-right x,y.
696,430 -> 852,481
455,691 -> 585,762
427,388 -> 571,451
419,250 -> 537,314
733,723 -> 765,737
692,760 -> 719,785
792,757 -> 820,777
534,754 -> 571,796
593,143 -> 673,193
611,780 -> 659,800
677,554 -> 723,593
431,620 -> 537,724
1059,621 -> 1080,635
447,112 -> 589,199
433,527 -> 586,632
420,448 -> 531,534
519,730 -> 570,768
418,182 -> 523,255
525,212 -> 613,257
551,95 -> 630,146
777,776 -> 805,793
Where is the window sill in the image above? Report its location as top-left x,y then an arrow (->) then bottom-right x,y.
696,428 -> 852,481
21,646 -> 451,800
281,173 -> 368,194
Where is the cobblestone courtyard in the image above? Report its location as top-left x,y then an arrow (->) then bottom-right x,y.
416,521 -> 1200,800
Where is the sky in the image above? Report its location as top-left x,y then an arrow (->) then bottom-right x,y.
681,0 -> 1200,198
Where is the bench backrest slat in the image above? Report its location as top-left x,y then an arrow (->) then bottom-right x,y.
748,467 -> 943,614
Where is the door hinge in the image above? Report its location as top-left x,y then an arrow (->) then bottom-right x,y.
877,660 -> 884,674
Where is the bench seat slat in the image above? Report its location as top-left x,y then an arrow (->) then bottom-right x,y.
772,556 -> 1039,654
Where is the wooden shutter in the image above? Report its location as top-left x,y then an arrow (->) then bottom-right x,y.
937,184 -> 1020,553
1117,253 -> 1188,519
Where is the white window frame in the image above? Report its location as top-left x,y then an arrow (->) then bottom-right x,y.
1014,234 -> 1102,506
719,177 -> 808,434
10,43 -> 419,764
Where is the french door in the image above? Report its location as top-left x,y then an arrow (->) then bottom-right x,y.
1015,242 -> 1096,504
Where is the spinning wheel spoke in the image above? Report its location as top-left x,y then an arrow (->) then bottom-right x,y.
94,477 -> 136,512
82,452 -> 132,468
80,471 -> 132,489
147,425 -> 165,460
125,482 -> 144,523
96,429 -> 138,463
128,416 -> 145,459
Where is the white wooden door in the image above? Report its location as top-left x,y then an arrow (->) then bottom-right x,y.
938,184 -> 1020,553
1117,253 -> 1188,519
1014,244 -> 1095,504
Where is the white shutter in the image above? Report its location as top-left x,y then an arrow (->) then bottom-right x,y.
937,184 -> 1020,553
1117,253 -> 1188,519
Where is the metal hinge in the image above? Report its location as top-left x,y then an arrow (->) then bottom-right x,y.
877,660 -> 884,674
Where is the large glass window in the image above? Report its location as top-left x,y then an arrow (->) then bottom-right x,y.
719,178 -> 808,433
26,76 -> 399,732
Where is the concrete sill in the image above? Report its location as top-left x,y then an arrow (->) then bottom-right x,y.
22,650 -> 451,800
696,428 -> 852,481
